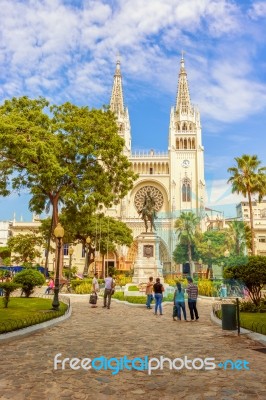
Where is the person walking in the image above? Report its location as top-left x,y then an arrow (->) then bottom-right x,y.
173,282 -> 187,321
145,276 -> 153,309
186,277 -> 199,321
103,272 -> 115,309
153,277 -> 164,315
91,272 -> 99,308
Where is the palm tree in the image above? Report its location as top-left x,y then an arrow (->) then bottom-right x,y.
228,154 -> 266,255
227,220 -> 251,256
174,211 -> 200,274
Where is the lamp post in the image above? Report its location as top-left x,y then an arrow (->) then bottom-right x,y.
68,247 -> 74,281
83,236 -> 91,278
207,239 -> 213,280
52,223 -> 65,311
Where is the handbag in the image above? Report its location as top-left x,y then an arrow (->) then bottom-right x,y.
173,304 -> 178,318
89,292 -> 97,305
111,278 -> 115,295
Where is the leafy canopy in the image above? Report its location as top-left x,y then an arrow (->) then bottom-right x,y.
0,97 -> 137,225
7,234 -> 44,264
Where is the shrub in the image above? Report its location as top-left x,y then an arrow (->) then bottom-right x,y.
112,292 -> 146,303
13,269 -> 45,298
0,282 -> 21,308
164,277 -> 177,286
198,279 -> 219,297
163,293 -> 174,302
224,256 -> 266,305
112,292 -> 125,301
115,274 -> 132,286
128,285 -> 139,291
71,279 -> 86,290
239,297 -> 266,313
124,295 -> 146,304
74,282 -> 92,294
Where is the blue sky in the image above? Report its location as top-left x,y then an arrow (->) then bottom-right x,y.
0,0 -> 266,221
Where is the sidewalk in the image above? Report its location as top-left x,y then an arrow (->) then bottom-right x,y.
1,296 -> 265,400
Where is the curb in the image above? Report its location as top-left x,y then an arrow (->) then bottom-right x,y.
112,299 -> 173,307
210,309 -> 266,346
0,306 -> 72,343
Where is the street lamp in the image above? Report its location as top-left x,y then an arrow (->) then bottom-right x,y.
52,223 -> 65,311
83,236 -> 91,278
68,247 -> 74,281
207,239 -> 213,280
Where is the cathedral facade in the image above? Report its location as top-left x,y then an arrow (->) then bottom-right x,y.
106,56 -> 206,274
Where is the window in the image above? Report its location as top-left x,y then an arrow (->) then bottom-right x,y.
259,237 -> 266,243
63,244 -> 69,256
82,245 -> 86,258
182,178 -> 191,202
150,167 -> 153,174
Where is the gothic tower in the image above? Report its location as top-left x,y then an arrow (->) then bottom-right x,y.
110,57 -> 131,155
169,55 -> 205,217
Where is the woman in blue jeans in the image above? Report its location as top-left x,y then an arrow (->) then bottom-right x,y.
153,278 -> 164,315
174,282 -> 187,321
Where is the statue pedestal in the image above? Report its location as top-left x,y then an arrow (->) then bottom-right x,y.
132,232 -> 164,284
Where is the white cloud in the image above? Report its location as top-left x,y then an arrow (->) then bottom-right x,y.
206,178 -> 243,217
0,0 -> 265,126
248,1 -> 266,20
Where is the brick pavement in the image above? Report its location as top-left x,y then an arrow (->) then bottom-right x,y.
0,296 -> 265,400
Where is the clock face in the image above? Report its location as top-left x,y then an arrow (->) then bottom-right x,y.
182,159 -> 190,168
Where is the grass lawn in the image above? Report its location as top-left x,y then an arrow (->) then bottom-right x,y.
216,310 -> 266,334
0,297 -> 68,333
240,312 -> 266,334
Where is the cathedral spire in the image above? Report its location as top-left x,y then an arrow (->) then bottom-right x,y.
175,52 -> 191,114
110,56 -> 125,115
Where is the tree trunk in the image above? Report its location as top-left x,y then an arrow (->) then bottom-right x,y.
188,241 -> 193,276
247,191 -> 255,255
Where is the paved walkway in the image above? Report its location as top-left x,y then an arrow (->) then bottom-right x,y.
0,296 -> 265,400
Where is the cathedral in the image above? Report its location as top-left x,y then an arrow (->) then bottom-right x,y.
106,55 -> 206,274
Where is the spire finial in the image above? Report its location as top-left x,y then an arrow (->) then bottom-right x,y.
110,56 -> 124,114
175,51 -> 191,113
181,50 -> 185,69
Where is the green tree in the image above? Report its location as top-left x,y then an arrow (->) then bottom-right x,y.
0,97 -> 137,231
13,269 -> 45,297
173,239 -> 197,265
228,154 -> 266,255
0,247 -> 11,265
7,234 -> 44,265
195,230 -> 231,278
0,282 -> 21,308
227,220 -> 251,256
41,211 -> 134,277
223,256 -> 266,306
174,212 -> 200,270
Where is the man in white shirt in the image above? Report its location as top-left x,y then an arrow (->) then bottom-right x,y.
103,272 -> 115,309
92,273 -> 99,293
91,273 -> 99,308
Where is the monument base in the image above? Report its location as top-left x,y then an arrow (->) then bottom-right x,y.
132,232 -> 164,284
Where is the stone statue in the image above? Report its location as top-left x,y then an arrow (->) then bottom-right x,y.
139,190 -> 157,232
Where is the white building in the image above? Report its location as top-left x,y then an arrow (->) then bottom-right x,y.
0,220 -> 12,247
236,200 -> 266,256
105,55 -> 206,273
